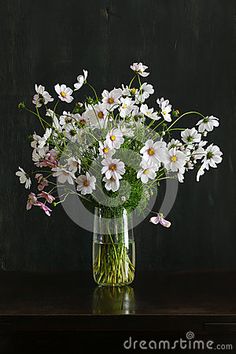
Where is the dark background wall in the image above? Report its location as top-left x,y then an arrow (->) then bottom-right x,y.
0,0 -> 235,272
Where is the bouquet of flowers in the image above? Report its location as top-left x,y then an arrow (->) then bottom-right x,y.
16,62 -> 223,285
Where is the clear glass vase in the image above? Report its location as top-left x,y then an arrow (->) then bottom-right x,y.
93,207 -> 135,286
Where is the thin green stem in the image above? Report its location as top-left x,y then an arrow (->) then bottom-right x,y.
137,75 -> 142,89
146,119 -> 156,130
166,111 -> 205,132
155,119 -> 165,129
128,75 -> 136,89
168,128 -> 186,132
53,100 -> 60,113
24,107 -> 50,129
35,105 -> 46,130
86,82 -> 99,101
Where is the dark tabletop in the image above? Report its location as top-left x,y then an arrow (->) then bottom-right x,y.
0,270 -> 236,333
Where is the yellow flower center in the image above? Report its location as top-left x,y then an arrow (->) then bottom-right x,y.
103,147 -> 109,153
148,148 -> 155,156
110,135 -> 116,141
143,169 -> 149,175
108,97 -> 114,104
109,164 -> 117,171
97,111 -> 104,119
60,91 -> 67,98
171,155 -> 177,162
83,180 -> 89,187
122,103 -> 128,109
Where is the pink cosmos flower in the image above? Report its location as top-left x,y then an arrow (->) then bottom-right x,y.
35,174 -> 49,191
149,213 -> 171,228
38,149 -> 58,168
38,191 -> 55,203
26,192 -> 52,216
26,193 -> 38,210
36,202 -> 52,216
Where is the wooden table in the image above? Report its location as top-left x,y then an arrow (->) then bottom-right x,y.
0,270 -> 235,353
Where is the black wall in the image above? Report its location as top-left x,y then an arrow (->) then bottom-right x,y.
1,0 -> 235,272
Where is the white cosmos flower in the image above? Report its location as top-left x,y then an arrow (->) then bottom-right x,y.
36,128 -> 52,149
32,147 -> 48,164
55,84 -> 74,103
53,116 -> 62,132
196,144 -> 223,181
177,166 -> 186,183
52,167 -> 75,184
46,111 -> 62,132
163,147 -> 187,172
130,104 -> 139,117
67,157 -> 81,173
74,70 -> 88,91
85,103 -> 108,128
16,167 -> 31,189
161,106 -> 172,122
101,158 -> 125,180
32,84 -> 54,108
76,172 -> 96,195
140,139 -> 166,165
157,97 -> 167,107
118,124 -> 134,137
59,111 -> 74,125
181,128 -> 201,144
190,141 -> 208,164
64,123 -> 78,143
167,139 -> 183,150
106,129 -> 124,149
204,144 -> 223,168
99,141 -> 115,158
140,104 -> 160,120
119,97 -> 135,118
102,88 -> 122,110
137,161 -> 157,183
196,115 -> 219,133
103,176 -> 120,192
46,108 -> 57,119
31,132 -> 42,149
76,112 -> 90,126
138,83 -> 154,102
130,62 -> 149,77
122,83 -> 154,103
157,97 -> 172,122
31,135 -> 49,165
31,133 -> 51,161
121,84 -> 133,97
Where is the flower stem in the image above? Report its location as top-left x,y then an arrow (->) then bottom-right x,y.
24,107 -> 50,129
86,82 -> 99,102
128,75 -> 136,89
165,111 -> 205,132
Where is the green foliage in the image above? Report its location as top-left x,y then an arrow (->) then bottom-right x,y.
79,164 -> 155,218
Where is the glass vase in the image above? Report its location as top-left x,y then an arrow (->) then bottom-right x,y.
93,207 -> 135,286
